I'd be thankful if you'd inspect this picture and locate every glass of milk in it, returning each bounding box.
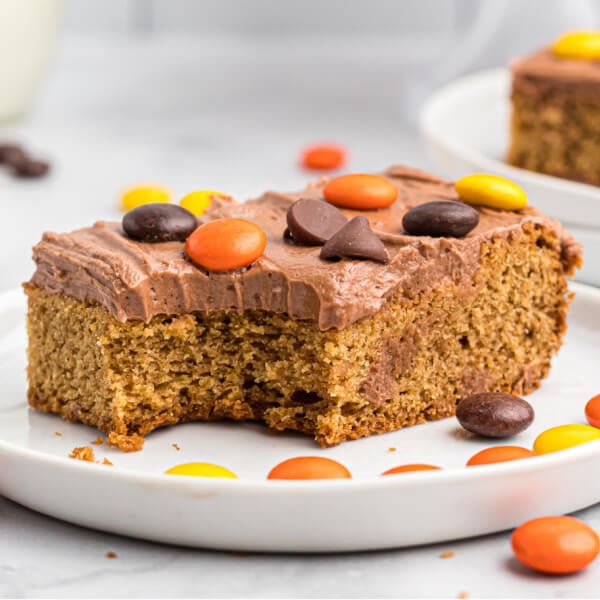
[0,0,62,123]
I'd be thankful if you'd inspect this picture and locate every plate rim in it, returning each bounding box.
[2,282,600,495]
[418,66,600,204]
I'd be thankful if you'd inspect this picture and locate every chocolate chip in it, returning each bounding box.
[123,203,198,243]
[14,159,50,178]
[320,216,388,263]
[286,198,348,245]
[402,200,479,237]
[456,392,534,438]
[0,144,27,167]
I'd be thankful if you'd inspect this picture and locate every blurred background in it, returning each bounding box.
[1,0,598,292]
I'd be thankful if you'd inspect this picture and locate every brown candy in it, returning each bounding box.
[0,142,50,178]
[123,203,197,243]
[0,143,27,166]
[14,159,50,178]
[286,198,347,245]
[402,200,479,237]
[456,392,534,438]
[320,216,388,263]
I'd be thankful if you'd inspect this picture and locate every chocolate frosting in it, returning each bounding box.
[511,48,600,103]
[28,165,582,330]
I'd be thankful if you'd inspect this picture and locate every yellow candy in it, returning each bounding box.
[455,174,527,211]
[164,462,237,479]
[120,185,171,212]
[179,190,229,216]
[533,424,600,454]
[552,30,600,61]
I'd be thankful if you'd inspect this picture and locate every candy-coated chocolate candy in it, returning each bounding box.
[120,185,171,211]
[585,394,600,428]
[381,464,441,476]
[320,215,388,263]
[185,218,267,271]
[512,516,600,574]
[456,392,534,438]
[455,174,527,211]
[402,200,479,238]
[179,190,228,216]
[286,198,347,245]
[165,462,237,478]
[15,159,50,178]
[533,424,600,454]
[123,203,197,243]
[323,174,398,210]
[466,445,537,466]
[267,456,352,480]
[552,30,600,61]
[0,143,26,165]
[300,143,346,171]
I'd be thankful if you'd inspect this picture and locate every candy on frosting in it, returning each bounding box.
[29,165,582,331]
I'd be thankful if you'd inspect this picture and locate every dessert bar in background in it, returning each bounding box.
[508,31,600,185]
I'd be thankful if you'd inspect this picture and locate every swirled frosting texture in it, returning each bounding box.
[29,165,581,330]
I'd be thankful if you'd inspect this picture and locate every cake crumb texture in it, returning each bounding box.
[26,222,576,449]
[69,446,95,462]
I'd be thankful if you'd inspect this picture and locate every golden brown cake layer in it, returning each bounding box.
[29,165,580,330]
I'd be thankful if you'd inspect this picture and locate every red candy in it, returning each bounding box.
[585,393,600,428]
[381,464,441,476]
[185,218,266,271]
[466,446,537,466]
[323,174,398,210]
[267,456,351,480]
[512,516,600,574]
[300,143,346,171]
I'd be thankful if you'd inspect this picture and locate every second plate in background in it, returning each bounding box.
[419,68,600,287]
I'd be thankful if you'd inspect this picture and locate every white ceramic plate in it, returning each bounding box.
[1,285,600,552]
[419,68,600,287]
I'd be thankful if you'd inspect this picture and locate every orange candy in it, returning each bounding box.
[185,218,266,271]
[382,464,442,476]
[512,516,600,574]
[300,143,346,171]
[466,445,537,466]
[323,174,398,210]
[267,456,352,480]
[585,394,600,428]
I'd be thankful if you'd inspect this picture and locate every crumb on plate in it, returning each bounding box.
[69,446,95,462]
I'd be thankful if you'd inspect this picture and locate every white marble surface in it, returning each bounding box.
[1,35,600,598]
